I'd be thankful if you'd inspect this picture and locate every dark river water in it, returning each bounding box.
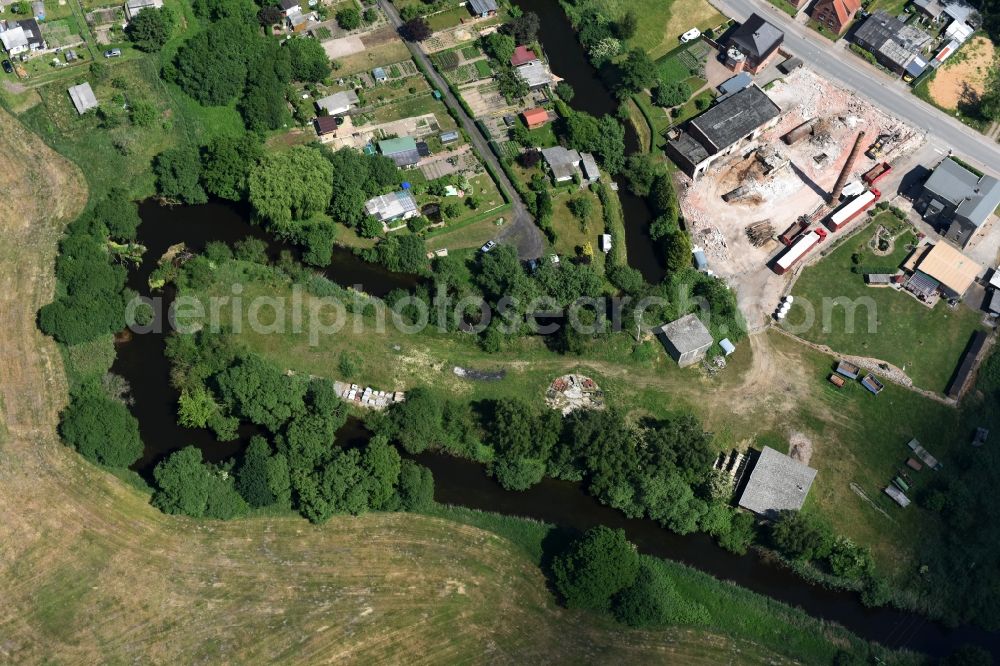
[108,3,1000,654]
[114,199,1000,660]
[511,0,666,283]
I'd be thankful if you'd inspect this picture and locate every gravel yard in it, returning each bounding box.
[676,68,924,328]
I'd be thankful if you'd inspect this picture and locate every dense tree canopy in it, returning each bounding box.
[153,445,249,519]
[248,147,333,231]
[551,526,640,611]
[38,214,132,344]
[154,145,207,204]
[125,7,175,51]
[200,134,264,201]
[59,388,142,468]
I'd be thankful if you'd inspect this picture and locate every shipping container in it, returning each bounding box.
[827,189,878,231]
[773,231,822,274]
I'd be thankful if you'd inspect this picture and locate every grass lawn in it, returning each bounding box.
[526,122,558,148]
[624,97,651,153]
[807,19,840,41]
[333,38,410,76]
[866,0,911,17]
[671,89,716,126]
[424,204,511,252]
[368,90,459,133]
[568,0,725,59]
[765,0,800,16]
[426,5,474,32]
[787,214,987,393]
[190,257,979,599]
[550,188,605,270]
[473,59,492,79]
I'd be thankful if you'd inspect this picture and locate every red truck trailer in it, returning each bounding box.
[827,189,880,231]
[778,219,809,246]
[773,230,824,274]
[862,162,892,186]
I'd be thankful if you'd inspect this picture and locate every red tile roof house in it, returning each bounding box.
[522,107,549,129]
[810,0,862,34]
[510,45,539,68]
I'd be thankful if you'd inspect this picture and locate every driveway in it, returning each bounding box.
[711,0,1000,177]
[377,0,543,261]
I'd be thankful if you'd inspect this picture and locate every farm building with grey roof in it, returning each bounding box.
[738,446,817,518]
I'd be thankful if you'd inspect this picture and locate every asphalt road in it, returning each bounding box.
[376,0,544,260]
[712,0,1000,176]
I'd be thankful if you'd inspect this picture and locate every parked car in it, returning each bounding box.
[1,60,12,74]
[104,48,122,58]
[680,28,701,43]
[480,240,497,253]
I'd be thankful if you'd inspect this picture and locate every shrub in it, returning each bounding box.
[551,526,640,611]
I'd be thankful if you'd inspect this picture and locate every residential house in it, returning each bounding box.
[365,191,419,224]
[540,145,581,183]
[124,0,164,21]
[18,19,44,51]
[313,115,338,141]
[378,136,421,168]
[372,67,389,84]
[277,0,299,17]
[68,83,99,115]
[521,107,549,129]
[467,0,498,18]
[810,0,861,34]
[657,313,713,367]
[916,158,1000,248]
[0,26,29,56]
[315,90,359,116]
[510,45,538,67]
[853,11,931,74]
[738,446,818,518]
[287,10,316,32]
[724,13,784,74]
[666,84,782,179]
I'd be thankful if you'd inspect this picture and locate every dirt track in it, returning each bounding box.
[0,109,789,664]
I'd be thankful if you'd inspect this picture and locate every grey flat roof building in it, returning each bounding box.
[68,82,98,115]
[738,446,818,518]
[658,314,713,367]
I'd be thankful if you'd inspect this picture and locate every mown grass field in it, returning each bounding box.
[787,214,986,393]
[565,0,726,60]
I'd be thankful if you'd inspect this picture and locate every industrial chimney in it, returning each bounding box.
[829,130,866,204]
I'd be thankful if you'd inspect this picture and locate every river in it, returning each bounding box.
[510,0,666,284]
[113,199,999,659]
[109,2,1000,654]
